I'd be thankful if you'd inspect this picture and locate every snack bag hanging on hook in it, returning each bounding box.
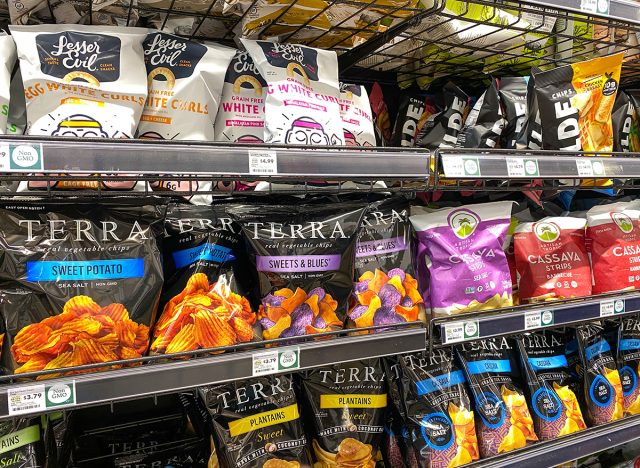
[617,315,640,415]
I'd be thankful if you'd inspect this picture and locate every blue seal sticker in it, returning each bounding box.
[475,392,505,429]
[420,412,454,451]
[532,387,562,422]
[590,375,614,407]
[619,365,637,397]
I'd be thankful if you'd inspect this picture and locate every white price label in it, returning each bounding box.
[442,157,480,178]
[581,0,609,14]
[252,347,300,376]
[524,310,554,330]
[0,144,44,172]
[249,150,278,175]
[576,159,606,177]
[507,158,539,177]
[8,381,75,416]
[600,298,626,317]
[443,320,479,344]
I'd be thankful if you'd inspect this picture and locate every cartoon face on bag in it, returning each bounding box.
[51,114,109,138]
[285,117,331,145]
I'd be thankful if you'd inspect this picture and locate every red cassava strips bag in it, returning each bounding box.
[514,217,592,303]
[587,202,640,294]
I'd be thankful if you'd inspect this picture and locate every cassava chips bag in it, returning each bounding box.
[617,316,640,415]
[241,39,344,145]
[0,200,165,375]
[410,202,513,317]
[232,202,365,340]
[456,338,538,458]
[339,83,376,146]
[150,204,258,356]
[514,217,592,303]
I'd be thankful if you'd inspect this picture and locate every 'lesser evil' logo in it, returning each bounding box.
[449,209,479,239]
[612,212,634,233]
[534,222,560,243]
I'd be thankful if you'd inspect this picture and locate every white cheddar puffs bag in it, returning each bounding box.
[339,82,375,146]
[0,34,16,135]
[241,39,344,145]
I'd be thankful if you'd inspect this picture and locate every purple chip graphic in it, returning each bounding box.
[312,316,327,328]
[263,293,285,307]
[379,283,402,307]
[291,303,314,329]
[400,296,413,308]
[373,306,406,326]
[387,268,406,282]
[354,280,370,293]
[349,304,368,319]
[280,326,299,338]
[259,317,276,329]
[308,287,326,301]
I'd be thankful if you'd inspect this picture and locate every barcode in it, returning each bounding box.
[14,404,39,412]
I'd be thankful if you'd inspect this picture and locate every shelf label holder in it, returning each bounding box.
[7,381,76,416]
[252,347,300,376]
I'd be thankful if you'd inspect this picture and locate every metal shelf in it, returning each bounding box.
[431,290,640,348]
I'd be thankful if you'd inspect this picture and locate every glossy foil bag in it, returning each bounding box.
[349,197,424,331]
[617,316,640,415]
[456,338,538,458]
[391,95,425,147]
[515,73,542,150]
[0,419,45,467]
[200,375,312,467]
[612,89,640,152]
[0,200,164,375]
[339,83,376,147]
[233,203,365,340]
[499,76,528,149]
[300,359,388,466]
[415,82,470,150]
[241,39,344,145]
[400,350,480,468]
[455,78,505,148]
[517,330,586,441]
[0,34,16,135]
[150,204,258,356]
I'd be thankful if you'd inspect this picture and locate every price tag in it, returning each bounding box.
[524,310,554,330]
[443,320,479,344]
[599,299,624,317]
[252,347,300,376]
[442,157,480,178]
[248,150,278,175]
[0,144,44,172]
[506,158,539,177]
[576,159,606,177]
[580,0,609,15]
[8,381,75,416]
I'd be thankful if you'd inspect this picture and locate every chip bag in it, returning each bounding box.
[300,359,387,467]
[517,330,587,441]
[586,201,640,294]
[612,90,640,152]
[349,197,425,331]
[0,418,45,467]
[514,217,592,303]
[456,338,538,458]
[200,375,312,467]
[516,73,542,150]
[534,53,623,152]
[410,202,514,317]
[400,349,479,468]
[499,77,528,149]
[617,316,640,415]
[456,78,505,148]
[339,83,376,147]
[415,81,469,150]
[369,82,391,146]
[150,204,258,356]
[0,33,16,135]
[232,202,365,340]
[391,95,425,147]
[575,324,624,426]
[0,200,165,376]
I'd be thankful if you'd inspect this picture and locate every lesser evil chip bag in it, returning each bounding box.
[0,200,164,375]
[516,73,542,150]
[455,78,505,148]
[517,330,586,441]
[300,359,387,466]
[456,338,538,458]
[586,201,640,294]
[150,204,258,356]
[514,217,592,303]
[498,76,528,149]
[349,197,425,331]
[576,324,624,426]
[0,419,45,467]
[410,202,513,317]
[0,33,16,135]
[232,202,365,340]
[612,90,640,152]
[617,316,640,415]
[391,95,425,147]
[399,349,480,468]
[241,39,344,145]
[339,83,376,147]
[534,53,623,152]
[200,375,312,467]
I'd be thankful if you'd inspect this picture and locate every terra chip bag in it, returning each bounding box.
[399,349,480,468]
[241,39,344,145]
[410,201,513,317]
[617,316,640,415]
[199,375,312,468]
[150,203,258,356]
[232,202,365,340]
[514,217,592,303]
[0,200,164,375]
[339,83,376,147]
[517,330,587,441]
[300,359,387,467]
[349,197,425,331]
[456,337,538,458]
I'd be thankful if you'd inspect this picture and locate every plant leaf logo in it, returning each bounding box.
[534,222,560,243]
[449,209,480,239]
[611,212,634,234]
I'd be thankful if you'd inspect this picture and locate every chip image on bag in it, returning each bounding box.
[517,330,586,440]
[232,202,365,340]
[514,217,592,303]
[399,349,479,468]
[349,197,425,331]
[616,316,640,415]
[410,202,514,317]
[339,83,376,147]
[200,375,312,468]
[0,200,165,376]
[300,359,387,467]
[456,338,538,458]
[150,204,258,355]
[576,324,624,426]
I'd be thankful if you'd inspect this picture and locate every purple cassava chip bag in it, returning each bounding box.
[232,202,365,340]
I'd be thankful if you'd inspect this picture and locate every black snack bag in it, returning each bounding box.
[400,349,479,468]
[499,77,528,149]
[0,200,165,376]
[515,73,542,150]
[517,330,586,441]
[0,418,45,467]
[349,197,425,331]
[150,203,258,355]
[390,95,425,147]
[300,359,387,466]
[618,316,640,415]
[456,338,537,458]
[232,202,366,340]
[415,82,470,150]
[575,324,624,426]
[200,375,311,467]
[456,78,505,148]
[612,90,640,152]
